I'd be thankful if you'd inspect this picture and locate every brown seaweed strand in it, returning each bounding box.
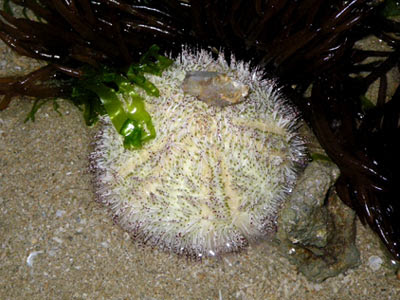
[246,0,289,44]
[0,28,45,59]
[308,76,400,260]
[10,0,64,25]
[0,65,67,105]
[100,0,180,34]
[0,94,12,110]
[78,0,97,25]
[49,0,120,60]
[0,10,84,62]
[377,74,388,107]
[362,51,400,92]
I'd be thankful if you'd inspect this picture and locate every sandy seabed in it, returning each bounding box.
[1,36,400,300]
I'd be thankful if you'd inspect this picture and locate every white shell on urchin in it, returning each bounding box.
[90,49,305,258]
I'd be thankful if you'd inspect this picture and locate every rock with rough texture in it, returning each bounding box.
[276,160,360,282]
[182,71,249,107]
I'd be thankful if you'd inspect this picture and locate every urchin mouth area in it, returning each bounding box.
[90,48,305,258]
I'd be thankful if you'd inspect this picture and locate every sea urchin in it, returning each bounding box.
[90,49,305,258]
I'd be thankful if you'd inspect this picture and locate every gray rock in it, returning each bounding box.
[182,71,249,107]
[276,160,361,282]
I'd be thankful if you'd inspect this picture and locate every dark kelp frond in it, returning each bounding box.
[188,0,376,83]
[300,12,400,259]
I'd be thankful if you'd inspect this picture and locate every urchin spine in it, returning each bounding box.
[90,49,305,258]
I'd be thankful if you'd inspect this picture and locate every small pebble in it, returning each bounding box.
[52,237,63,244]
[368,255,383,271]
[26,251,44,267]
[56,210,66,217]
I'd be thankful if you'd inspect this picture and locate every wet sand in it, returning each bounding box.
[1,33,400,300]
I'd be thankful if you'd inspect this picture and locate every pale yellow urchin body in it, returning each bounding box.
[90,49,305,258]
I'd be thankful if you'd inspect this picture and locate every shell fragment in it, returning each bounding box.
[182,71,249,107]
